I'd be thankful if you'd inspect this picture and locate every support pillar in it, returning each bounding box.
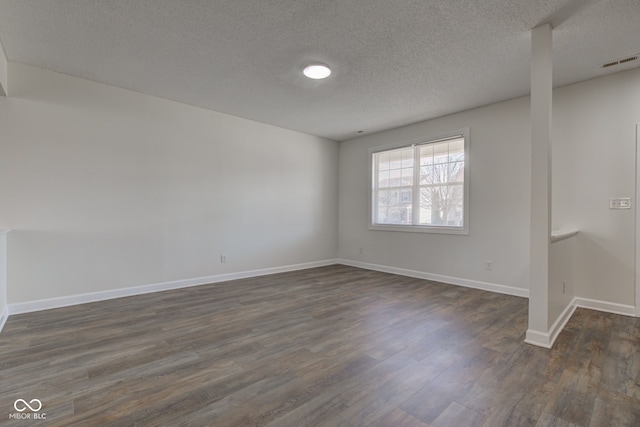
[526,23,553,347]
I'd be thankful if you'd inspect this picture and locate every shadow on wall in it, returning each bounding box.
[574,231,635,305]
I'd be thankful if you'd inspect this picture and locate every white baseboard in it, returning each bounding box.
[524,329,553,348]
[0,305,8,334]
[4,257,637,348]
[525,300,577,349]
[574,297,636,317]
[337,258,529,298]
[525,295,636,349]
[7,259,339,316]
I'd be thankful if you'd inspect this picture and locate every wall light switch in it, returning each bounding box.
[609,197,631,209]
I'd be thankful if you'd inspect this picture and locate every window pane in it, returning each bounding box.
[389,149,404,169]
[401,149,414,168]
[377,189,399,207]
[372,133,466,230]
[433,142,449,165]
[379,207,411,224]
[401,167,413,185]
[419,184,463,225]
[423,163,447,185]
[375,187,413,225]
[378,152,390,171]
[419,145,433,165]
[419,187,436,225]
[447,161,464,183]
[389,169,403,186]
[420,165,432,185]
[378,170,390,187]
[442,184,464,226]
[448,138,464,162]
[376,147,414,189]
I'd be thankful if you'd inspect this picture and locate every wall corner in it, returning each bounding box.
[0,35,8,96]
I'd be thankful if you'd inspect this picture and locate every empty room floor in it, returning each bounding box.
[1,265,639,426]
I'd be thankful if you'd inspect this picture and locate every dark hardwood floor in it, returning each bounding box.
[1,265,639,426]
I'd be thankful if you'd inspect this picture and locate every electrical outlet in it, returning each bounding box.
[220,254,227,263]
[484,260,493,270]
[359,247,363,254]
[563,280,566,294]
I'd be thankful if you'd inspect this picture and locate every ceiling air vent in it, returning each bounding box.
[619,55,638,64]
[602,60,619,68]
[601,55,638,69]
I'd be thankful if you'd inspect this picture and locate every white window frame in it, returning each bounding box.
[368,128,470,235]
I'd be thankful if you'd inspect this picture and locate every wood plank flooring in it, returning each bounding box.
[1,264,639,426]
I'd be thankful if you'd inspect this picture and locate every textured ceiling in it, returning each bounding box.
[0,0,638,141]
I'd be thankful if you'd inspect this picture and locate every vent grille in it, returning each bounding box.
[619,55,638,64]
[602,60,619,68]
[602,55,639,69]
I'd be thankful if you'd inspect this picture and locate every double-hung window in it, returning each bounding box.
[370,129,469,234]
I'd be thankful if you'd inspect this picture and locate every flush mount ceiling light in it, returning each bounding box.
[303,63,332,79]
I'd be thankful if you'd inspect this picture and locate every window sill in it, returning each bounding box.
[369,224,469,235]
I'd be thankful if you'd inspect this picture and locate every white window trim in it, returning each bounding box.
[368,128,470,235]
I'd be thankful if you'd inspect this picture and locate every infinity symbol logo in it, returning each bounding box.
[14,399,42,412]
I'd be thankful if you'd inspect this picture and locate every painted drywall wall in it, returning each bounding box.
[0,63,339,304]
[549,236,576,326]
[339,96,532,292]
[339,66,640,309]
[553,67,640,306]
[0,36,7,96]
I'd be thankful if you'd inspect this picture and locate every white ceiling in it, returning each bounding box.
[0,0,638,141]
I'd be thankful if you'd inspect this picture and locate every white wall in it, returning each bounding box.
[549,236,576,325]
[553,67,640,306]
[0,63,339,304]
[339,66,640,307]
[0,61,637,315]
[339,97,532,292]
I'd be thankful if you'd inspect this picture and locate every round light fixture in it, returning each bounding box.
[303,63,332,79]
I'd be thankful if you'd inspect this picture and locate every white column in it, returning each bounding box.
[526,23,553,346]
[636,124,640,317]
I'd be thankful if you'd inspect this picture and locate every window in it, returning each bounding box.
[370,129,469,234]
